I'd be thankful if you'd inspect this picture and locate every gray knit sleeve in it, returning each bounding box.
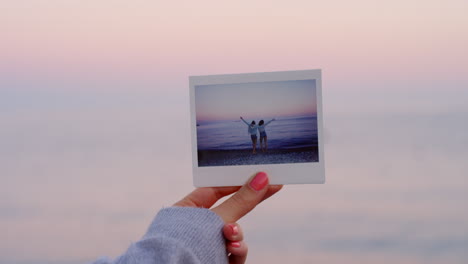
[90,207,228,264]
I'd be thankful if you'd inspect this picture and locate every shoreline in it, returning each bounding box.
[197,146,319,167]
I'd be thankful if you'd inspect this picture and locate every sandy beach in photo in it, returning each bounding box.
[198,146,318,166]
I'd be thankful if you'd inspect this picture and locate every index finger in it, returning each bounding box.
[212,173,283,223]
[174,186,241,208]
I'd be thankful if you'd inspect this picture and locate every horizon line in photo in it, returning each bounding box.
[197,113,317,123]
[195,79,317,122]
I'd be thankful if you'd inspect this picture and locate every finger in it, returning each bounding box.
[174,186,241,208]
[260,185,283,203]
[227,241,248,264]
[223,223,244,242]
[212,172,270,223]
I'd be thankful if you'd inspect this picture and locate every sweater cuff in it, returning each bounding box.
[144,207,228,263]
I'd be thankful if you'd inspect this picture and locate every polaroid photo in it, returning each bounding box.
[189,69,325,187]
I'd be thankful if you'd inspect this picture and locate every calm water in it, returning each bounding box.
[1,90,468,264]
[197,116,318,150]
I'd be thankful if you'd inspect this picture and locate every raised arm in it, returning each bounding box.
[240,117,250,126]
[264,118,276,126]
[91,172,282,264]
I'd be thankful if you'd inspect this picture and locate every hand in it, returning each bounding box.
[174,172,283,263]
[272,118,276,121]
[174,172,282,222]
[223,223,247,264]
[240,116,243,120]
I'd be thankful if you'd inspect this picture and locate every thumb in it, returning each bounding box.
[212,172,269,223]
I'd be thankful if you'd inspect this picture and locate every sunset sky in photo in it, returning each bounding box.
[195,79,317,121]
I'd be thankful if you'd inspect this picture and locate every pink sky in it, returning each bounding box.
[195,80,317,121]
[1,1,468,263]
[1,0,467,91]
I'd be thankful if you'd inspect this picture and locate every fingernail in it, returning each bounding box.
[231,242,241,248]
[229,224,239,235]
[249,172,268,191]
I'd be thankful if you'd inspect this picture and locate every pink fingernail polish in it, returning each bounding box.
[249,172,268,191]
[229,224,239,235]
[231,242,241,248]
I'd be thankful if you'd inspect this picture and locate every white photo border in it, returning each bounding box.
[189,69,325,187]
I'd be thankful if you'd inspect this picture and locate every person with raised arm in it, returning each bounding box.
[240,116,259,154]
[258,118,276,152]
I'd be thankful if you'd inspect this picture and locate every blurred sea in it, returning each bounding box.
[1,89,468,264]
[197,116,318,150]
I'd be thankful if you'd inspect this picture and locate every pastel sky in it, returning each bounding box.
[195,80,317,121]
[1,0,467,93]
[1,1,468,264]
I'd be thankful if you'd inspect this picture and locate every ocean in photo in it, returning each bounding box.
[196,116,318,150]
[196,115,319,166]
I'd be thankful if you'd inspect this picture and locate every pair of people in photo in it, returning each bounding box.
[240,116,275,154]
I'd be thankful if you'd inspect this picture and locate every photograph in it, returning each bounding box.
[195,79,319,167]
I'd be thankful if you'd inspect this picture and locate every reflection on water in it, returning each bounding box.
[1,91,467,264]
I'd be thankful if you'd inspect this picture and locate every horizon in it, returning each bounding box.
[197,113,317,123]
[1,1,467,263]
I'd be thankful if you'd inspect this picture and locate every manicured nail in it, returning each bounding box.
[249,172,268,191]
[231,242,241,248]
[229,224,239,235]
